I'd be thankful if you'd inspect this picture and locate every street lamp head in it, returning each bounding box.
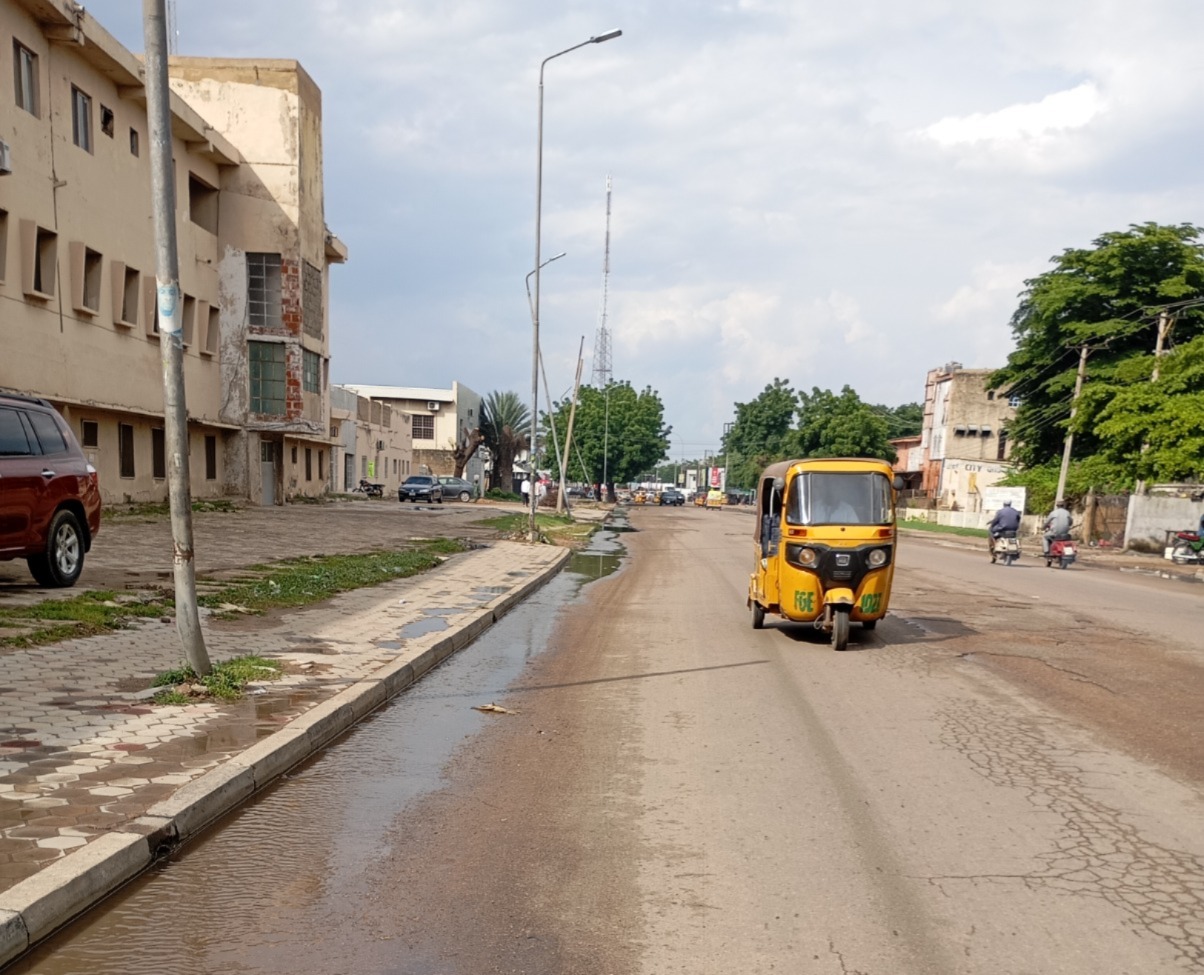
[590,29,622,43]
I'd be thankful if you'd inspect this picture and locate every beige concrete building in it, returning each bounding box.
[919,362,1018,510]
[341,383,485,485]
[330,384,413,494]
[0,0,345,505]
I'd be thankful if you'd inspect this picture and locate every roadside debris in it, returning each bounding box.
[472,703,517,715]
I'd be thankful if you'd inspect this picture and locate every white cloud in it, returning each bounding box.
[922,82,1105,149]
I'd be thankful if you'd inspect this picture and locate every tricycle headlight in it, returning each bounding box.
[867,548,887,568]
[796,546,818,567]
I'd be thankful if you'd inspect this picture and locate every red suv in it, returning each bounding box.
[0,394,102,587]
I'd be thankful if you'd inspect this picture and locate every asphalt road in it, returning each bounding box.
[12,506,1202,974]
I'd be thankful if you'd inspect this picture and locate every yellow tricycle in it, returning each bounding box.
[747,457,902,650]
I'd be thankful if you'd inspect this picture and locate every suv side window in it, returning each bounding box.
[26,411,68,455]
[0,408,34,456]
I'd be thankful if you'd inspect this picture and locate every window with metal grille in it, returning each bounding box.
[14,40,38,116]
[71,85,92,152]
[412,415,434,440]
[246,253,282,328]
[118,424,135,478]
[303,349,321,393]
[302,261,323,338]
[249,341,286,414]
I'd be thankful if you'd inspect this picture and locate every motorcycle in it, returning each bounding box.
[990,530,1020,566]
[1045,533,1077,569]
[1170,530,1204,565]
[355,479,384,499]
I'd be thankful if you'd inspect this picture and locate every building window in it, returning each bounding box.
[181,294,196,347]
[69,242,103,314]
[305,447,312,481]
[302,261,323,338]
[291,445,298,464]
[151,428,166,479]
[189,174,218,234]
[13,40,38,117]
[80,419,99,448]
[0,209,9,285]
[129,128,139,156]
[318,450,324,481]
[114,263,140,326]
[100,105,114,138]
[71,85,92,152]
[997,428,1009,461]
[1008,394,1021,408]
[205,435,217,480]
[412,415,434,440]
[19,221,57,298]
[249,341,286,414]
[118,424,135,478]
[303,350,320,393]
[203,306,220,357]
[247,253,282,328]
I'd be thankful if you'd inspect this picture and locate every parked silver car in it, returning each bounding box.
[437,475,476,502]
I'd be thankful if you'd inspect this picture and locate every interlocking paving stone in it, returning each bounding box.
[0,523,568,896]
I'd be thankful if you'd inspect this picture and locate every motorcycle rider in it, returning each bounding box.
[1043,499,1073,556]
[987,500,1022,561]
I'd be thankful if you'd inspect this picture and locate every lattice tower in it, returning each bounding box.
[590,175,614,388]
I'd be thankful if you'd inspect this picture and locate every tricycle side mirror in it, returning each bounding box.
[892,475,904,491]
[773,477,785,491]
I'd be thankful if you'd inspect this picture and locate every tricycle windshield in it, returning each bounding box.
[785,472,893,526]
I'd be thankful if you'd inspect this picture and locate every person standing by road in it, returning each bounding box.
[1043,500,1073,556]
[521,477,531,506]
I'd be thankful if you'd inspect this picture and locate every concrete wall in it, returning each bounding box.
[1124,495,1203,553]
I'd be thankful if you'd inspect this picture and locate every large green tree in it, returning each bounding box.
[992,222,1204,477]
[796,386,897,462]
[546,381,671,500]
[480,390,529,491]
[720,378,798,489]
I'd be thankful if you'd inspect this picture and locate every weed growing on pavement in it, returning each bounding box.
[899,520,989,538]
[104,498,239,520]
[0,590,170,648]
[475,512,595,547]
[152,654,282,703]
[197,540,467,614]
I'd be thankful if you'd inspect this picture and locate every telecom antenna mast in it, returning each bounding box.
[590,175,614,388]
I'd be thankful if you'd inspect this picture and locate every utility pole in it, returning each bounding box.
[557,338,585,514]
[1054,344,1089,506]
[1134,309,1176,496]
[142,0,211,676]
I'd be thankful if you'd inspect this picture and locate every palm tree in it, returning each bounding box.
[480,390,530,492]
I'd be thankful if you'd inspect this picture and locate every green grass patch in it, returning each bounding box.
[475,512,575,533]
[104,499,239,520]
[485,488,522,502]
[0,590,171,648]
[152,654,282,703]
[0,540,467,647]
[899,519,988,538]
[197,539,467,614]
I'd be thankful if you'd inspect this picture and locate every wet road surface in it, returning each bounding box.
[11,509,1204,974]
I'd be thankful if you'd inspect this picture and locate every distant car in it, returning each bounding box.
[0,393,102,587]
[437,475,475,502]
[659,488,685,506]
[398,475,443,504]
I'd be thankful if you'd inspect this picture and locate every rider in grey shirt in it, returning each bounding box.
[1043,500,1073,555]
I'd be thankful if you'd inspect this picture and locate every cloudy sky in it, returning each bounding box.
[90,0,1204,458]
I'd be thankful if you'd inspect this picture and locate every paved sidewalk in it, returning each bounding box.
[0,537,569,966]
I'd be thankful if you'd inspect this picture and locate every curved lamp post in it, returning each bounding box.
[530,28,622,542]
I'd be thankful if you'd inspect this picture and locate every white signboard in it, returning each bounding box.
[982,485,1027,514]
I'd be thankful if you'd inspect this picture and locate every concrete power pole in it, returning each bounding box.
[142,0,212,676]
[1054,344,1089,506]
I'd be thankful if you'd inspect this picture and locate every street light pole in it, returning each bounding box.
[530,28,622,542]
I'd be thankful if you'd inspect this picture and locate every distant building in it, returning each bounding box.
[330,386,413,493]
[0,1,345,505]
[340,383,484,485]
[919,363,1018,510]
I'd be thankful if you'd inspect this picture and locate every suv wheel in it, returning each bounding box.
[28,510,85,588]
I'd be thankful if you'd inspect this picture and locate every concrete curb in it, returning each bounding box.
[0,545,569,966]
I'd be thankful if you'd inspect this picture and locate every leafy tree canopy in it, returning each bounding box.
[992,222,1204,477]
[546,381,671,495]
[796,386,897,463]
[721,378,798,488]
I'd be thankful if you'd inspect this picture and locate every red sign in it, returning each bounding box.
[709,466,721,488]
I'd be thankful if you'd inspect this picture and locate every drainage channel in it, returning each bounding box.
[8,534,626,975]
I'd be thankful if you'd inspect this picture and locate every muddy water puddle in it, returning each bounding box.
[9,536,625,975]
